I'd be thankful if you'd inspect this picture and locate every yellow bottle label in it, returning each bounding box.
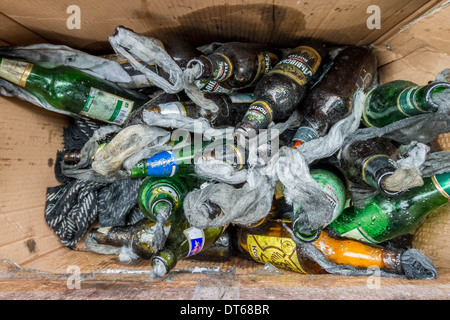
[0,58,34,87]
[246,234,306,274]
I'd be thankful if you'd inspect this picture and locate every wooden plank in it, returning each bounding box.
[1,257,449,299]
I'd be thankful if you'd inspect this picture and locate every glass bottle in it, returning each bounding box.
[129,139,246,178]
[126,91,254,128]
[230,219,403,275]
[186,42,280,90]
[86,219,163,259]
[362,80,450,128]
[150,209,227,278]
[290,46,377,148]
[234,42,328,140]
[329,171,450,244]
[137,176,189,223]
[0,57,150,125]
[339,137,403,196]
[290,166,348,241]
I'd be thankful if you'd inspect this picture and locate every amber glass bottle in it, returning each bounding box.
[291,46,377,148]
[126,91,254,128]
[186,42,279,90]
[230,219,403,275]
[234,41,328,140]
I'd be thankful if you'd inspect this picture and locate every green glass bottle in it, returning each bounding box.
[291,166,347,242]
[150,209,227,278]
[362,80,450,128]
[329,172,450,244]
[129,139,246,178]
[138,176,195,223]
[0,57,149,125]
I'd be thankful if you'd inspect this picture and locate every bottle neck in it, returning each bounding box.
[290,126,320,148]
[361,154,403,196]
[394,82,450,118]
[138,177,187,222]
[314,231,403,274]
[0,58,50,90]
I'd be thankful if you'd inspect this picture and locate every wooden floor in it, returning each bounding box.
[1,249,449,300]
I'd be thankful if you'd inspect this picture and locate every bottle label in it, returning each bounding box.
[195,79,233,94]
[293,126,319,144]
[82,88,134,125]
[432,172,450,199]
[211,53,233,82]
[0,58,34,87]
[156,101,187,116]
[184,227,205,257]
[397,86,427,117]
[294,169,346,222]
[241,100,273,129]
[246,234,306,274]
[361,154,397,186]
[145,151,178,177]
[247,51,279,87]
[228,93,255,104]
[336,206,390,245]
[269,46,322,86]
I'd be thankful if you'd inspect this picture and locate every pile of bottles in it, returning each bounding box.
[1,28,449,280]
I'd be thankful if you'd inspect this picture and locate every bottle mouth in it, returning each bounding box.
[151,200,173,220]
[186,58,205,79]
[378,172,405,197]
[427,82,450,109]
[292,219,321,242]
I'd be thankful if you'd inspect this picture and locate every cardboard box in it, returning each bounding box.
[0,0,449,300]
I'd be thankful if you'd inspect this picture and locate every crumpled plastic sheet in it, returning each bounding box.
[108,26,220,112]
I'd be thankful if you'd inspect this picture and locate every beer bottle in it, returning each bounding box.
[230,219,404,275]
[186,42,279,90]
[127,91,254,128]
[290,166,347,241]
[234,42,328,140]
[150,209,227,278]
[86,219,163,259]
[0,57,150,125]
[329,171,450,244]
[137,177,189,223]
[130,139,246,178]
[362,80,450,128]
[290,46,377,148]
[339,137,403,196]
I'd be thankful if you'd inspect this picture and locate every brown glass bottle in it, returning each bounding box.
[339,137,402,196]
[230,218,403,275]
[126,91,254,128]
[234,41,328,141]
[186,42,280,90]
[291,46,377,148]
